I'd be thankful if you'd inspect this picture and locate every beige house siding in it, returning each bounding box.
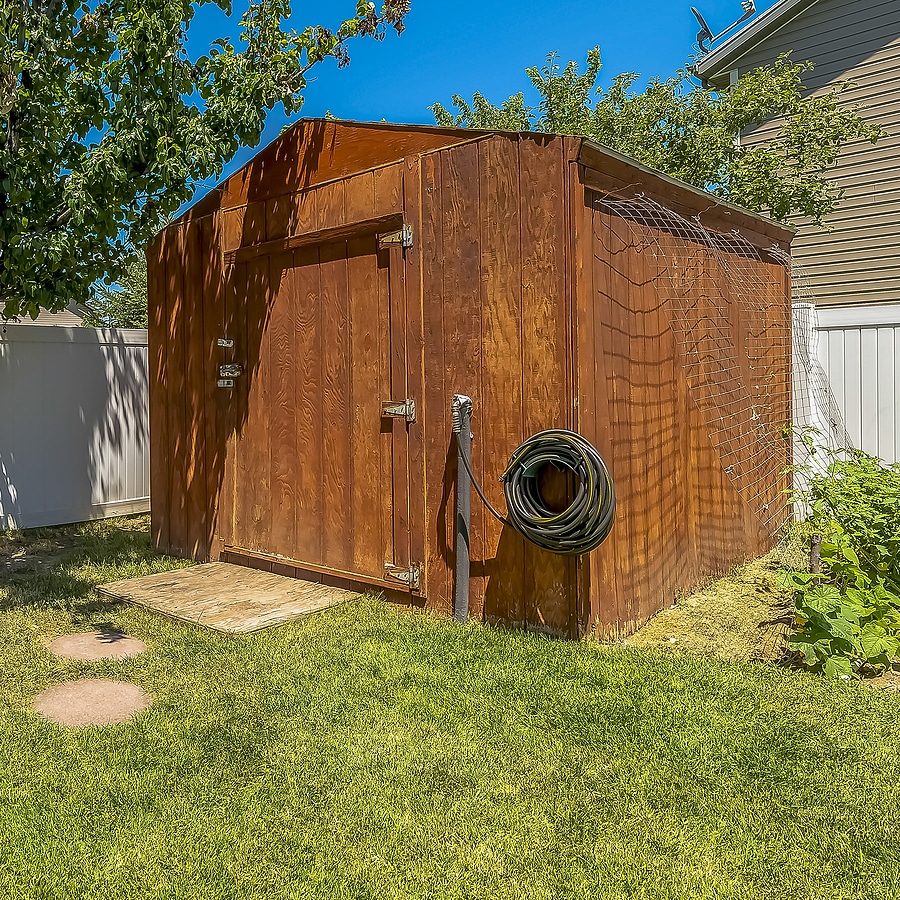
[2,300,87,326]
[701,0,900,307]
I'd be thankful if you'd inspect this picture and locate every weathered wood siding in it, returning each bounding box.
[149,120,792,639]
[572,172,792,637]
[415,134,579,634]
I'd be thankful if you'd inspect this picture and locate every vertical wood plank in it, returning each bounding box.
[219,257,242,550]
[243,202,267,244]
[201,214,224,560]
[640,223,667,623]
[320,239,353,571]
[221,207,246,253]
[606,211,638,630]
[348,233,385,578]
[371,170,399,578]
[479,136,526,628]
[583,194,621,635]
[403,156,428,588]
[164,225,188,555]
[373,165,403,218]
[265,195,292,241]
[625,225,650,624]
[519,137,572,635]
[220,204,248,551]
[268,249,296,557]
[317,181,346,231]
[420,152,452,614]
[235,193,273,553]
[345,171,375,223]
[183,222,208,559]
[238,253,271,551]
[384,245,406,572]
[292,247,324,564]
[376,166,408,576]
[147,233,170,552]
[265,199,296,558]
[667,231,699,590]
[441,142,484,618]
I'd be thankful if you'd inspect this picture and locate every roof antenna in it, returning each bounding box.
[692,0,756,53]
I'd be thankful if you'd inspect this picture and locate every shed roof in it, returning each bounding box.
[694,0,822,83]
[172,118,793,246]
[176,119,484,223]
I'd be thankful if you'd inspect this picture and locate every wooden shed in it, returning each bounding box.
[147,119,793,639]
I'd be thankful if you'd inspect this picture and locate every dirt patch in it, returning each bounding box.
[625,532,808,663]
[0,526,85,579]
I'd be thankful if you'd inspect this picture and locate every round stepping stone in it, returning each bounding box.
[47,631,146,661]
[33,679,151,727]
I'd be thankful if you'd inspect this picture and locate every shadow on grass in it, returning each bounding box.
[0,514,187,616]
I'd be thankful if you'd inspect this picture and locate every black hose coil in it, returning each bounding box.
[499,430,616,555]
[457,427,616,556]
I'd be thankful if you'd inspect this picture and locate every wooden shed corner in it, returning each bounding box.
[148,119,793,639]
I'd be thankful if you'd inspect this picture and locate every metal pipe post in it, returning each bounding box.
[452,394,473,622]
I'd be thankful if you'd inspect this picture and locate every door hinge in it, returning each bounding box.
[385,562,420,591]
[377,223,413,250]
[382,397,416,424]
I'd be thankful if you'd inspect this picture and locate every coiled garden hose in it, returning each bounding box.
[456,428,617,556]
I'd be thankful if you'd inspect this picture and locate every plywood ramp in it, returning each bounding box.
[97,563,358,634]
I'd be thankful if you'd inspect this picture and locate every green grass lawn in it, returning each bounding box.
[1,516,899,899]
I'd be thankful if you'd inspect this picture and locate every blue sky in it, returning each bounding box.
[187,0,779,193]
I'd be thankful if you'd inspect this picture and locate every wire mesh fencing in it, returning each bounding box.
[593,193,851,526]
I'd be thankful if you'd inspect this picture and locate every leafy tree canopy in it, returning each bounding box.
[0,0,409,318]
[82,246,147,327]
[432,48,882,224]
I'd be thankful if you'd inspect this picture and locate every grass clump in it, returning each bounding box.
[1,516,900,899]
[625,529,807,662]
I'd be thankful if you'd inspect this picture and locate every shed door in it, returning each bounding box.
[218,230,419,593]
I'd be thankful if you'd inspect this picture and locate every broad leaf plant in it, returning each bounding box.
[784,450,900,678]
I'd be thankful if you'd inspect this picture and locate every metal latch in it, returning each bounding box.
[217,379,234,389]
[377,224,413,250]
[217,338,234,348]
[219,364,243,378]
[381,398,416,424]
[385,562,420,591]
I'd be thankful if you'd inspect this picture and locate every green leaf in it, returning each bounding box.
[788,634,822,667]
[0,0,410,315]
[859,625,898,663]
[824,656,854,679]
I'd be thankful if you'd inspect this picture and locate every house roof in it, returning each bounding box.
[693,0,822,83]
[1,299,89,326]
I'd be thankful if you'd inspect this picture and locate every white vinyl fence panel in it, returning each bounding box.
[814,304,900,465]
[0,324,149,530]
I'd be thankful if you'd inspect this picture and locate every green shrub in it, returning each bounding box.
[784,450,900,678]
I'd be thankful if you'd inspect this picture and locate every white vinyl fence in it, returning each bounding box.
[0,324,149,530]
[812,304,900,465]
